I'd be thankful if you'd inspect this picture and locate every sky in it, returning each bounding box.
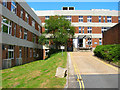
[26,2,119,11]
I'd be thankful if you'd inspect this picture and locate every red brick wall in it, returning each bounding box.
[72,16,79,22]
[92,38,99,48]
[92,16,99,22]
[83,16,87,22]
[39,16,45,23]
[17,4,21,18]
[92,27,101,34]
[103,23,120,45]
[112,16,118,23]
[75,27,79,33]
[7,2,11,11]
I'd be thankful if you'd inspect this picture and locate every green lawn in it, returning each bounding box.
[2,52,67,88]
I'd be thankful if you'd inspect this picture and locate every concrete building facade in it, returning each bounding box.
[0,0,43,69]
[36,7,119,52]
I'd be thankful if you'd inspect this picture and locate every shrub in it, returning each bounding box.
[94,44,120,62]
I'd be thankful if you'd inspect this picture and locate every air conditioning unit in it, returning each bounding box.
[16,58,22,66]
[3,59,12,69]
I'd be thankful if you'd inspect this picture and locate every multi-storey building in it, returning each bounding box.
[0,0,43,69]
[36,7,119,53]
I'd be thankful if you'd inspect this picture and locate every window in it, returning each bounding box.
[19,47,22,58]
[2,0,7,7]
[33,34,36,43]
[99,16,101,22]
[45,16,49,20]
[103,16,105,23]
[65,16,71,22]
[33,49,36,57]
[20,8,23,19]
[24,29,27,40]
[101,27,110,33]
[99,38,102,45]
[30,49,32,58]
[32,19,35,28]
[119,16,120,23]
[88,38,92,46]
[38,25,41,33]
[11,0,17,14]
[107,16,112,23]
[79,27,81,33]
[83,27,84,34]
[20,27,22,39]
[87,16,92,22]
[1,17,12,35]
[8,45,14,59]
[14,24,16,37]
[79,16,83,22]
[87,27,92,33]
[25,13,29,23]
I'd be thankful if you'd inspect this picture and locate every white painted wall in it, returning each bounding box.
[73,38,78,48]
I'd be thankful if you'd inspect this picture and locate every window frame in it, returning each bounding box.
[25,13,29,23]
[24,29,27,40]
[87,16,92,22]
[99,16,101,22]
[8,45,14,59]
[79,27,81,33]
[107,16,112,23]
[2,0,7,7]
[11,0,17,14]
[1,17,12,35]
[19,47,22,58]
[87,27,92,33]
[79,16,83,22]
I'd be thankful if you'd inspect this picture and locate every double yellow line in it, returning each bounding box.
[70,53,85,90]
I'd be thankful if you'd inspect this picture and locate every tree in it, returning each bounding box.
[39,16,75,51]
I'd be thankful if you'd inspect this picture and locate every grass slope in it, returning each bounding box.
[2,52,67,88]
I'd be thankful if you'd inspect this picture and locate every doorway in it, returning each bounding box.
[78,39,83,47]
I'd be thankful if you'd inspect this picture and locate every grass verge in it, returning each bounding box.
[2,52,67,88]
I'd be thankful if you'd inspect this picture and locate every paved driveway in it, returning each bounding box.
[68,52,119,89]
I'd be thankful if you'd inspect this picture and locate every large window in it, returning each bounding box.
[11,0,17,14]
[19,47,22,58]
[103,16,105,23]
[99,38,102,45]
[38,25,41,33]
[2,0,7,7]
[25,13,29,23]
[33,49,36,57]
[1,17,12,35]
[8,45,14,59]
[24,29,27,40]
[14,24,16,37]
[101,27,110,33]
[99,16,101,22]
[88,38,92,46]
[87,16,92,22]
[32,19,35,28]
[87,27,92,33]
[45,16,49,20]
[20,8,23,19]
[83,27,84,34]
[79,16,83,22]
[107,16,112,23]
[65,16,71,22]
[20,27,22,39]
[79,27,81,33]
[32,34,36,43]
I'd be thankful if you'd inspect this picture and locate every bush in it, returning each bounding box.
[94,44,120,62]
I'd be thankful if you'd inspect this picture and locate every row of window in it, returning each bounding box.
[1,17,37,43]
[45,15,118,23]
[78,27,110,33]
[3,45,38,59]
[2,0,41,30]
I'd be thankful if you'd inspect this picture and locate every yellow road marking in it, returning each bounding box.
[70,52,85,90]
[91,56,118,71]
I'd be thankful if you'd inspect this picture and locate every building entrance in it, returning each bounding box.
[78,39,83,47]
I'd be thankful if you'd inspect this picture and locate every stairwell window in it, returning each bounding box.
[1,17,12,35]
[79,16,83,22]
[79,27,81,33]
[24,29,27,40]
[87,27,92,33]
[87,16,92,22]
[11,0,17,14]
[8,45,14,59]
[2,0,7,8]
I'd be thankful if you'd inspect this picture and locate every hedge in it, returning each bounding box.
[94,44,120,62]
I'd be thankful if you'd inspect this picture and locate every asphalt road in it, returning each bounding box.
[68,52,119,89]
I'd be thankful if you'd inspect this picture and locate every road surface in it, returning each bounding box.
[67,52,119,89]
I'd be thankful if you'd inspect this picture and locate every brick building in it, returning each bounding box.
[35,7,119,55]
[0,0,43,69]
[103,23,120,45]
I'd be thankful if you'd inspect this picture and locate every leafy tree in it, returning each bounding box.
[39,16,75,51]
